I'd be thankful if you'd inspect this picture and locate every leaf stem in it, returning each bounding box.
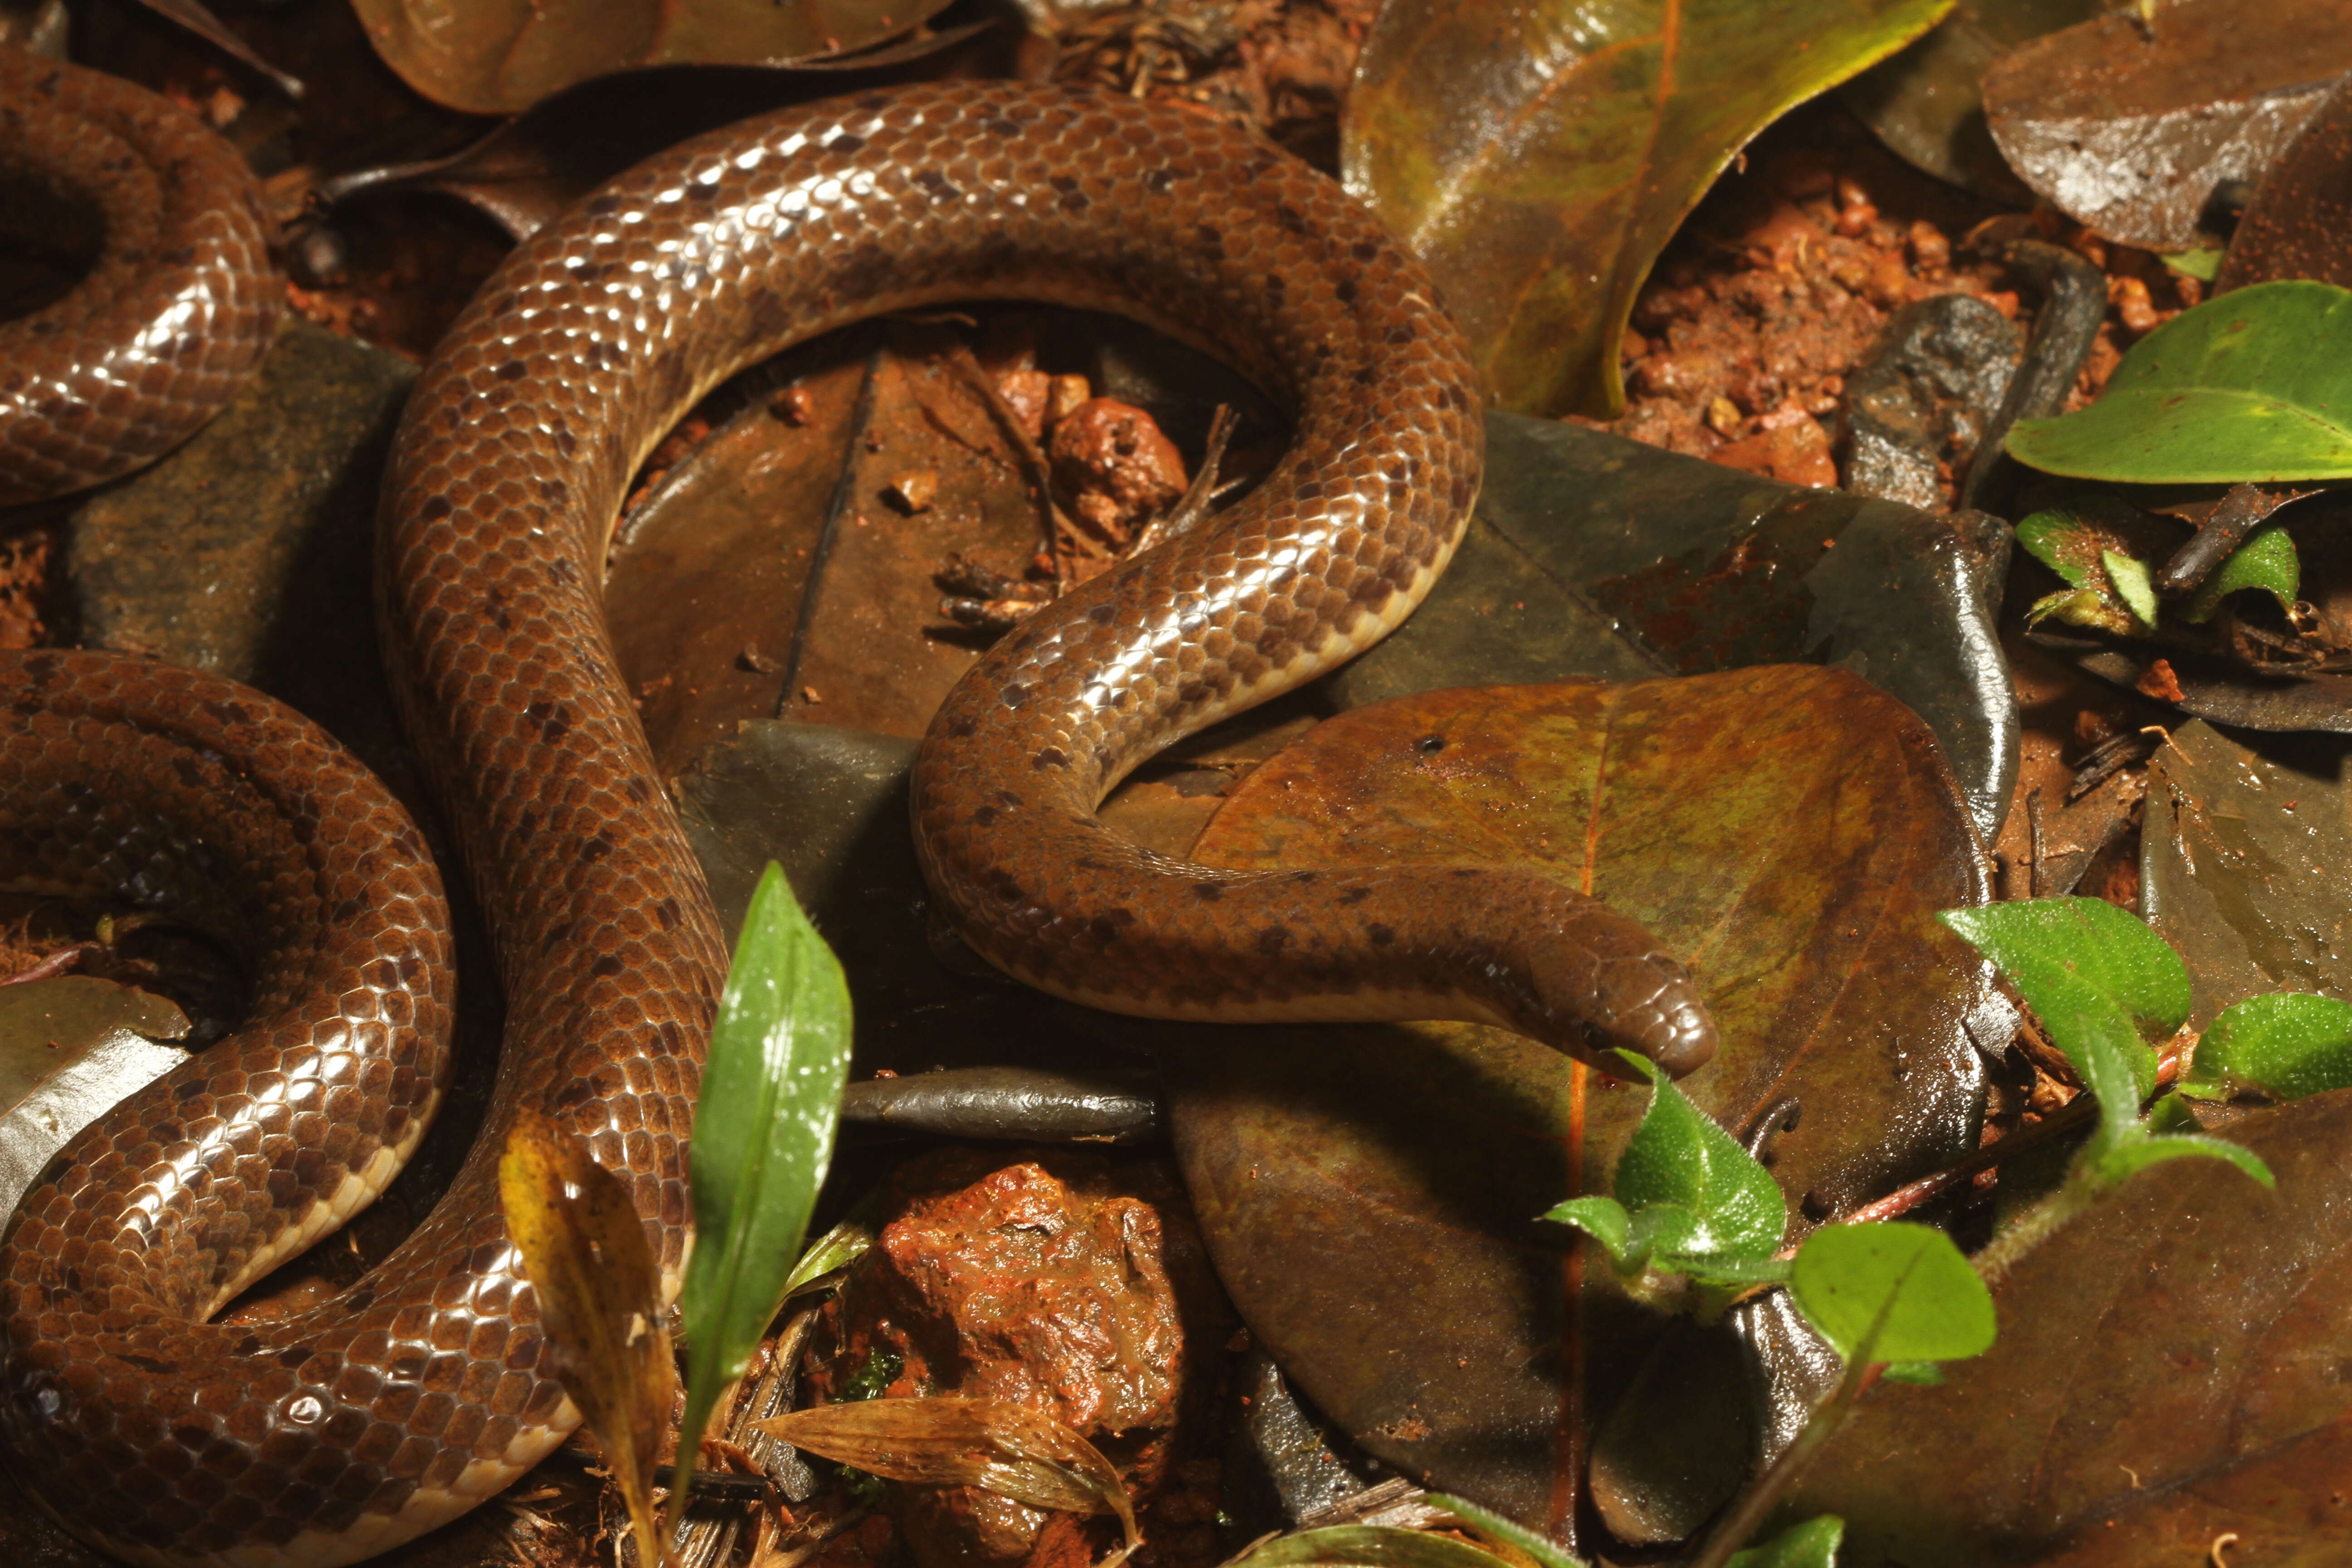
[1683,1355,1880,1568]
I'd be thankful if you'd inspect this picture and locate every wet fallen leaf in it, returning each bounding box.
[1981,0,2352,251]
[316,39,990,241]
[1342,0,1953,417]
[1839,0,2099,200]
[0,976,189,1217]
[353,0,955,114]
[756,1395,1140,1559]
[2142,720,2352,1029]
[1168,669,1996,1545]
[498,1107,674,1568]
[1775,1090,2352,1566]
[2005,282,2352,483]
[2218,78,2352,293]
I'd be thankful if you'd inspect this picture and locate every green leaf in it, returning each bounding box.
[1727,1514,1844,1568]
[1603,1052,1787,1264]
[2179,521,2302,623]
[1788,1222,1995,1365]
[2100,548,2159,628]
[1543,1195,1635,1264]
[2160,245,2225,282]
[2089,1127,2274,1190]
[1224,1524,1532,1567]
[2184,992,2352,1100]
[1342,0,1955,418]
[1425,1492,1587,1568]
[1940,898,2187,1145]
[673,862,853,1523]
[2006,281,2352,483]
[1877,1361,1943,1385]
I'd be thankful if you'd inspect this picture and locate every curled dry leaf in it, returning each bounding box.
[1342,0,1954,417]
[1981,0,2352,251]
[353,0,959,114]
[497,1107,676,1568]
[757,1396,1141,1560]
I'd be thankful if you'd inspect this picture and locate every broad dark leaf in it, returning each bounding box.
[1838,0,2097,199]
[497,1109,674,1568]
[2142,720,2352,1027]
[2219,78,2352,293]
[1982,0,2352,250]
[1341,0,1952,417]
[0,976,190,1216]
[353,0,956,113]
[1170,670,1994,1544]
[1776,1091,2352,1566]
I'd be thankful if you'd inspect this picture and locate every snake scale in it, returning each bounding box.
[0,45,1715,1568]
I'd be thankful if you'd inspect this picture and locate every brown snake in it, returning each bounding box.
[0,49,1715,1568]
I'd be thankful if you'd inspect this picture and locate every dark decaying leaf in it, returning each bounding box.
[675,863,854,1519]
[2005,283,2352,484]
[316,39,990,241]
[352,0,959,114]
[1837,0,2098,200]
[2142,720,2352,1029]
[756,1396,1140,1557]
[1980,0,2352,251]
[2219,78,2352,293]
[1166,670,1995,1546]
[0,976,191,1216]
[497,1108,675,1568]
[1341,0,1953,418]
[1775,1091,2352,1566]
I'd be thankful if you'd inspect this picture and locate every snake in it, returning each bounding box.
[0,44,1717,1568]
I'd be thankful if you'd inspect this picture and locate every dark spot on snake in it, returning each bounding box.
[1060,190,1091,212]
[525,700,570,741]
[586,194,622,217]
[1087,603,1117,625]
[420,495,452,522]
[1386,322,1416,345]
[583,836,613,862]
[1276,202,1313,235]
[162,245,196,267]
[1336,277,1358,304]
[171,755,204,788]
[1147,168,1176,192]
[117,1352,176,1376]
[549,556,580,586]
[1191,882,1225,901]
[591,955,624,980]
[828,133,866,155]
[948,715,977,738]
[553,1080,593,1112]
[1034,747,1069,769]
[1196,224,1225,259]
[1369,923,1396,946]
[1353,365,1378,386]
[274,1345,313,1370]
[1291,870,1319,883]
[176,1079,207,1102]
[1256,925,1294,956]
[494,361,526,382]
[507,1328,544,1370]
[1419,736,1446,755]
[1000,684,1028,708]
[539,477,569,504]
[656,897,680,930]
[913,169,962,201]
[972,805,999,827]
[172,1424,212,1450]
[1338,886,1372,906]
[1050,175,1080,193]
[344,1289,374,1314]
[1091,910,1135,941]
[388,1352,428,1382]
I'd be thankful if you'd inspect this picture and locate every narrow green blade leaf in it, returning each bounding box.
[1788,1222,1995,1366]
[2092,1129,2274,1190]
[2180,522,2300,624]
[2006,281,2352,483]
[1223,1523,1527,1566]
[1542,1196,1635,1266]
[2183,993,2352,1101]
[1424,1493,1586,1568]
[675,863,853,1520]
[1605,1052,1786,1264]
[1728,1514,1844,1568]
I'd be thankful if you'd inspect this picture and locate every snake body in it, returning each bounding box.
[0,58,1714,1568]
